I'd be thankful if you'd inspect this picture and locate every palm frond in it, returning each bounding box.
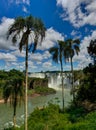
[25,15,34,29]
[7,17,25,39]
[32,31,39,53]
[74,45,80,55]
[49,47,59,63]
[7,15,46,53]
[73,39,80,44]
[32,18,46,52]
[19,31,29,52]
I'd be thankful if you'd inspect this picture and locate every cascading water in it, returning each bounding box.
[28,72,72,90]
[47,72,71,90]
[47,73,62,90]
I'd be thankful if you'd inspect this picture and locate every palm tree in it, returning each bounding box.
[3,78,24,127]
[49,41,65,111]
[64,39,80,101]
[7,15,46,130]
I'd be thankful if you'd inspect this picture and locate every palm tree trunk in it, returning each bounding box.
[13,96,17,128]
[70,57,75,101]
[13,115,16,128]
[25,42,28,130]
[60,60,64,111]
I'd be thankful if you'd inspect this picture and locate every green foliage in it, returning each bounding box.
[29,77,48,89]
[0,69,24,100]
[0,69,24,82]
[66,103,87,123]
[87,39,96,64]
[76,40,96,102]
[28,77,56,96]
[8,69,25,80]
[0,88,3,99]
[1,69,25,128]
[5,103,96,130]
[4,127,20,130]
[0,70,9,80]
[28,89,35,95]
[34,86,56,95]
[76,64,96,102]
[26,103,69,130]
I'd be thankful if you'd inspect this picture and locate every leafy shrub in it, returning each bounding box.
[34,86,56,95]
[5,104,96,130]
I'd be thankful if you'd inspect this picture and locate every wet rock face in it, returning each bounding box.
[29,78,48,89]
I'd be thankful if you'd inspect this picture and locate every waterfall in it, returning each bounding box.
[28,72,72,90]
[28,72,45,78]
[47,73,61,90]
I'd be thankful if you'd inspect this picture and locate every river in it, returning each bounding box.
[0,89,72,129]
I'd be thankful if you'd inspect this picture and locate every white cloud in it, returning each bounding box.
[71,30,78,36]
[0,17,15,50]
[22,0,30,5]
[42,61,52,68]
[22,6,28,13]
[9,0,30,5]
[42,60,61,71]
[29,53,44,62]
[71,30,82,39]
[11,49,25,58]
[56,0,96,27]
[28,61,37,68]
[42,51,51,59]
[4,61,25,71]
[29,51,51,63]
[0,52,17,62]
[8,0,30,13]
[38,27,64,50]
[73,30,96,69]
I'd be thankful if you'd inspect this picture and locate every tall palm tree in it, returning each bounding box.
[64,39,80,101]
[7,15,46,130]
[3,78,24,127]
[49,41,65,111]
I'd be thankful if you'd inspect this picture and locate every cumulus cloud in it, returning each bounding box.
[0,52,17,62]
[37,27,64,50]
[0,17,15,50]
[29,53,44,62]
[42,61,52,68]
[29,51,51,63]
[11,50,25,58]
[56,0,96,27]
[73,30,96,69]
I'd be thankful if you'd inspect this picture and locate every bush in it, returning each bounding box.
[5,104,96,130]
[34,86,56,95]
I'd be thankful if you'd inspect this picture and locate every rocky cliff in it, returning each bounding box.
[29,78,48,89]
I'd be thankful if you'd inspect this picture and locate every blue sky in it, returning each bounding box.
[0,0,96,72]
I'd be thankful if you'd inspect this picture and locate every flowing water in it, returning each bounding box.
[0,89,72,129]
[0,72,72,129]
